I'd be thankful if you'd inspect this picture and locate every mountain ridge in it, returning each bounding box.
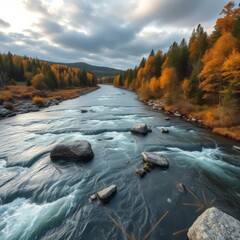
[62,62,123,78]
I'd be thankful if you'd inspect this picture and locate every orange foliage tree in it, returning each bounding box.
[199,32,238,103]
[160,67,179,104]
[215,1,240,33]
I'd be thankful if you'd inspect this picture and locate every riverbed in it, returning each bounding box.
[0,85,239,240]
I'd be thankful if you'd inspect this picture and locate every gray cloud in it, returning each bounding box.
[0,18,10,28]
[23,0,48,15]
[0,0,230,69]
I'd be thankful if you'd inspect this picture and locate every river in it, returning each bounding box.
[0,85,239,240]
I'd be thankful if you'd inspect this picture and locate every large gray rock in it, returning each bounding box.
[0,108,11,118]
[142,152,169,168]
[188,207,240,240]
[50,140,94,162]
[131,123,149,135]
[97,185,117,202]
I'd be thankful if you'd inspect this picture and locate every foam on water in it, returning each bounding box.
[0,195,74,240]
[162,147,239,182]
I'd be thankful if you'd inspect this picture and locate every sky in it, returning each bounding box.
[0,0,230,70]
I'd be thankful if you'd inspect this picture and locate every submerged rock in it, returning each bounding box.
[131,123,149,135]
[164,117,170,120]
[143,163,154,172]
[176,183,186,193]
[136,169,146,177]
[89,194,97,201]
[81,109,88,113]
[142,152,169,168]
[50,140,94,162]
[161,128,169,133]
[97,185,117,202]
[97,137,114,141]
[188,207,240,240]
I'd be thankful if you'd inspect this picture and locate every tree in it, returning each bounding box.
[149,49,155,57]
[215,1,240,33]
[188,24,208,64]
[231,16,240,39]
[31,73,48,90]
[160,67,179,104]
[79,70,88,87]
[199,32,238,103]
[139,57,146,68]
[221,50,240,91]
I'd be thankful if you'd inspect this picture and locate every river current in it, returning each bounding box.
[0,85,239,240]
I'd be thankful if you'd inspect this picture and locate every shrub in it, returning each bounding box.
[32,90,47,98]
[21,93,33,99]
[32,96,45,107]
[174,100,195,115]
[4,95,14,103]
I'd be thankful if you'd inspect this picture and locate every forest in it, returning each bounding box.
[113,1,240,139]
[0,54,97,90]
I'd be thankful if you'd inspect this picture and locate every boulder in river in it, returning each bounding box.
[50,140,94,162]
[142,152,169,168]
[97,185,117,202]
[188,207,240,240]
[131,123,149,135]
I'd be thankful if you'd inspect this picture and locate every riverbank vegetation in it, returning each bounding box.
[113,1,240,140]
[0,53,98,109]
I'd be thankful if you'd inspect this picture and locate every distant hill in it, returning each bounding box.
[63,62,123,78]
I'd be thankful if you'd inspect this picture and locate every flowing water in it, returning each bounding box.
[0,85,240,240]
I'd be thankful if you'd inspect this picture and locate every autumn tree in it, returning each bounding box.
[215,1,240,33]
[31,73,48,90]
[160,67,179,104]
[199,32,238,103]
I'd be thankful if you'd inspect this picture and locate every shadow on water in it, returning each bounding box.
[0,85,239,239]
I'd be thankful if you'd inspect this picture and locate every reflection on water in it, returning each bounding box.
[0,85,239,239]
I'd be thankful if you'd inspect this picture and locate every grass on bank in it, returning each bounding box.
[0,83,99,106]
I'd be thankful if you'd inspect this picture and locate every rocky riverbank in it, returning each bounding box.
[144,99,240,141]
[0,86,99,120]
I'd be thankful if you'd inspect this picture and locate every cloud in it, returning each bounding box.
[0,18,10,28]
[0,0,231,69]
[23,0,48,15]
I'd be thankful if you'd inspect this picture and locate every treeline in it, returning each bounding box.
[0,53,97,90]
[114,1,240,129]
[97,76,115,84]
